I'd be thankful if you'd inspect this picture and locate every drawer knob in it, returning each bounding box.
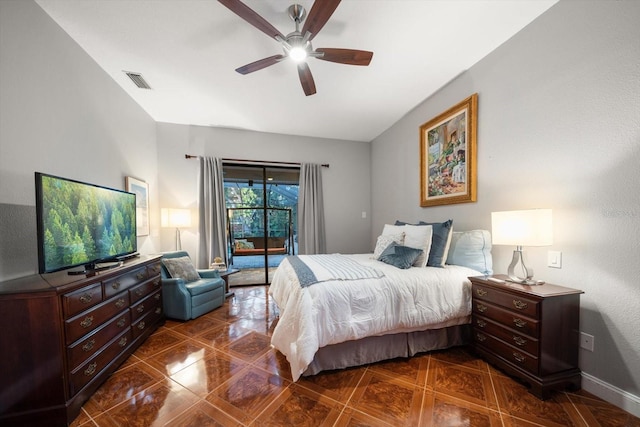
[80,316,94,328]
[79,294,92,304]
[154,293,160,300]
[476,332,487,342]
[112,281,121,290]
[513,300,528,310]
[84,362,97,377]
[475,288,488,297]
[136,272,145,280]
[513,352,526,363]
[476,303,488,313]
[153,279,160,287]
[513,318,527,328]
[82,339,95,352]
[155,307,162,314]
[117,318,126,328]
[476,319,487,328]
[137,321,146,330]
[136,304,145,313]
[119,337,128,347]
[135,289,144,296]
[513,336,527,346]
[115,298,126,308]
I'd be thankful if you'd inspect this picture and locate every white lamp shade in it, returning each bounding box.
[491,209,553,246]
[161,208,192,228]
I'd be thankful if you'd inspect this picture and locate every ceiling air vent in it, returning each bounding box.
[124,71,151,89]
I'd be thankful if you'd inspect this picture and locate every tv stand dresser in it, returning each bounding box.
[0,255,164,426]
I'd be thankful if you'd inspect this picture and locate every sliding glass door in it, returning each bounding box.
[224,164,298,286]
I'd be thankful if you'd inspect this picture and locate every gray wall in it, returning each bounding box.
[0,1,160,280]
[156,123,372,258]
[371,0,640,410]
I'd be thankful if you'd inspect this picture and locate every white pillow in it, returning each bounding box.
[382,224,433,267]
[372,233,405,259]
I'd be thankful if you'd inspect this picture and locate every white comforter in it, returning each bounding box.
[269,253,480,381]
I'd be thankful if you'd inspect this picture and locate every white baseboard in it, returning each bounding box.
[582,372,640,418]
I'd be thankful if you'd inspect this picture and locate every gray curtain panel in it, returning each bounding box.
[197,157,227,269]
[298,163,326,254]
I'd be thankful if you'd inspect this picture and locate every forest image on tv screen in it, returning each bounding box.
[41,175,136,272]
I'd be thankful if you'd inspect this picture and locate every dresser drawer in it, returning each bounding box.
[474,330,539,375]
[130,289,162,321]
[131,305,162,340]
[472,284,539,318]
[62,283,103,318]
[68,329,133,396]
[129,276,161,304]
[67,311,131,371]
[147,262,162,278]
[473,299,539,338]
[104,266,148,299]
[473,314,539,356]
[65,293,130,344]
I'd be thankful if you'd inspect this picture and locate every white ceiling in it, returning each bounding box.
[35,0,557,142]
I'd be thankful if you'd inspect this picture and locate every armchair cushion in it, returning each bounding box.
[162,256,200,282]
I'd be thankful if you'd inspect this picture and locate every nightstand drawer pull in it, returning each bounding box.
[476,303,488,313]
[513,336,527,346]
[84,362,97,377]
[513,318,527,328]
[476,288,488,297]
[513,352,526,363]
[476,319,487,328]
[82,339,95,352]
[476,333,487,342]
[513,300,528,310]
[80,316,94,328]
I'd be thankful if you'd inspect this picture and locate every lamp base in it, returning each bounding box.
[506,247,545,285]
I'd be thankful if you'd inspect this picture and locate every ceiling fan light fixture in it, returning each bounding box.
[289,46,307,62]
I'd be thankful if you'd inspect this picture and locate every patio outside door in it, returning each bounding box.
[223,164,299,286]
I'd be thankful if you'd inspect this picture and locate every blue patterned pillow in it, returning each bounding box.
[395,220,453,268]
[378,243,423,269]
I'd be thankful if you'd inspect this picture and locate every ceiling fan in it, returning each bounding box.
[219,0,373,96]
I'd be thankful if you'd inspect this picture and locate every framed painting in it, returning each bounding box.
[125,176,149,236]
[420,93,478,207]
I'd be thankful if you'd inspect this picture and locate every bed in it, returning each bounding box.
[269,226,493,381]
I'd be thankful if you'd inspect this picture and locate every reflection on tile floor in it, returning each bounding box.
[72,286,640,427]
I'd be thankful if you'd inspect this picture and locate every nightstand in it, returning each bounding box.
[469,275,583,399]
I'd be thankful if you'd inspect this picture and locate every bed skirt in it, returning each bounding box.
[302,323,471,376]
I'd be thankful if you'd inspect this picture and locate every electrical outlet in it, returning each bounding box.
[580,332,595,352]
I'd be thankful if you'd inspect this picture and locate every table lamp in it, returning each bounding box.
[161,208,192,250]
[491,209,552,285]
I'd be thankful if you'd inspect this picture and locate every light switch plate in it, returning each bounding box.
[548,251,562,268]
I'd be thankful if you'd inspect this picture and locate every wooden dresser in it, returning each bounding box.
[0,255,163,426]
[469,275,583,399]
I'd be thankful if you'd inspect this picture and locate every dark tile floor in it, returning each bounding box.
[71,286,640,426]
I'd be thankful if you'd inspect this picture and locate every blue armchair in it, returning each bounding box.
[160,251,225,321]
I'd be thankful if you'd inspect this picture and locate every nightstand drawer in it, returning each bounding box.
[473,299,539,338]
[474,330,538,375]
[473,314,539,355]
[473,283,539,317]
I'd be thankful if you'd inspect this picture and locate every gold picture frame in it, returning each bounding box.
[125,176,149,236]
[420,93,477,207]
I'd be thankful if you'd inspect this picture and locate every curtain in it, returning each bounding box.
[197,157,227,269]
[298,163,326,254]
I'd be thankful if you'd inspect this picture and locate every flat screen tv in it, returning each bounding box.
[35,172,138,274]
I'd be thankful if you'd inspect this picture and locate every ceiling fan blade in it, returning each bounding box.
[218,0,284,40]
[315,48,373,66]
[301,0,341,41]
[297,63,317,96]
[235,54,285,75]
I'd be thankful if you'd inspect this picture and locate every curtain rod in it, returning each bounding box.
[185,154,329,168]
